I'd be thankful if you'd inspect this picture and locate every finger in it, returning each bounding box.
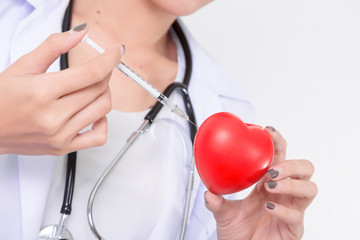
[204,191,227,214]
[265,126,287,163]
[69,116,108,152]
[49,89,110,155]
[265,201,304,236]
[50,44,123,96]
[15,23,88,74]
[204,191,240,225]
[37,81,111,154]
[65,88,112,134]
[58,74,111,121]
[265,179,318,200]
[267,159,315,181]
[11,115,108,156]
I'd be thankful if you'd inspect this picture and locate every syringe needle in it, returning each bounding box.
[81,34,192,123]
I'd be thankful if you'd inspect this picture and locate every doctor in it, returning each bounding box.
[0,0,317,239]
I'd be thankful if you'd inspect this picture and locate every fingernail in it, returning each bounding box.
[120,44,126,56]
[72,22,87,32]
[268,169,279,178]
[266,126,276,132]
[266,202,276,210]
[204,191,209,205]
[266,180,277,189]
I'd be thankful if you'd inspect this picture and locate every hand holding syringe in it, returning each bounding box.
[81,34,193,124]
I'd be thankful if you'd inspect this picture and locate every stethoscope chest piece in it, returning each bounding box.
[39,224,73,240]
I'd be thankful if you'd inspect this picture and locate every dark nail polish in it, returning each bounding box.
[72,22,87,32]
[266,180,277,189]
[268,169,279,178]
[266,202,275,209]
[266,126,276,132]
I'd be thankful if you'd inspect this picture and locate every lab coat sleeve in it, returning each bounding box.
[184,25,255,125]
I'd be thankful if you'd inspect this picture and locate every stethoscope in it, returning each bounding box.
[39,1,196,240]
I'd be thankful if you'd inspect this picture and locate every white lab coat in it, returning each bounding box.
[0,0,254,239]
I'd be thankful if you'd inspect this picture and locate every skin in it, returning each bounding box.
[0,0,317,238]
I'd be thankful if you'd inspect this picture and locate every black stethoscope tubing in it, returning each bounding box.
[56,0,197,237]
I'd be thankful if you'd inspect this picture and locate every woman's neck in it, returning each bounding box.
[72,0,177,56]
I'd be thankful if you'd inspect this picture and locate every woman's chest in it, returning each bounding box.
[41,109,192,239]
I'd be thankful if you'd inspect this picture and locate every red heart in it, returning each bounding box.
[194,112,274,195]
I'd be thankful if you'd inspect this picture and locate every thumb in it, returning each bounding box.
[16,22,88,74]
[205,190,240,224]
[204,191,227,215]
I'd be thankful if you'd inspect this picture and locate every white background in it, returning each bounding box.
[183,0,360,239]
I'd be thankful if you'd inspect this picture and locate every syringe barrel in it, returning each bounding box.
[117,62,160,98]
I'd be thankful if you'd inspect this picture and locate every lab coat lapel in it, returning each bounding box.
[18,155,57,240]
[175,22,254,237]
[184,77,224,236]
[11,0,69,73]
[146,54,227,239]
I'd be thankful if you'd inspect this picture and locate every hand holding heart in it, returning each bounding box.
[194,113,318,240]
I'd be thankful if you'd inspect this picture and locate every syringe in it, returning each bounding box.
[81,35,192,123]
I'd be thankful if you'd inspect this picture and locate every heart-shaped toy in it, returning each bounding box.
[194,112,274,195]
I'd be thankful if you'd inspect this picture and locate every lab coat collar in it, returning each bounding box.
[25,0,67,8]
[177,20,252,124]
[10,0,68,72]
[25,0,46,8]
[177,20,252,104]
